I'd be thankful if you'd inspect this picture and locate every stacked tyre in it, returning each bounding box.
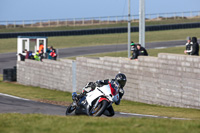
[3,66,16,82]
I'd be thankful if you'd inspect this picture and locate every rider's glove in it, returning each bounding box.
[84,82,96,90]
[85,82,93,88]
[119,88,124,99]
[95,80,104,87]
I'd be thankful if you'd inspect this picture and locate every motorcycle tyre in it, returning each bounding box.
[90,100,109,117]
[65,104,76,115]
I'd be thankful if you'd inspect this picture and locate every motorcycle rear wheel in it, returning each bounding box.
[90,100,109,117]
[65,103,76,115]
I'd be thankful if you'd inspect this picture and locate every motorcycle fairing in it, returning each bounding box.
[86,85,111,106]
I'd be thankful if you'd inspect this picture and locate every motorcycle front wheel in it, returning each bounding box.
[90,100,109,117]
[65,103,76,115]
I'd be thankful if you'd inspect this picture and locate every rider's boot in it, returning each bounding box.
[72,92,78,106]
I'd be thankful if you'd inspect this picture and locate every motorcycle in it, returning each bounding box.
[65,80,120,117]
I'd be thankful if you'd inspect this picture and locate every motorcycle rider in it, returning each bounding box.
[73,73,127,117]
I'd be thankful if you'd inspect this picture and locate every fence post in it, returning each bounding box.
[165,13,167,20]
[132,15,134,22]
[23,20,25,28]
[99,17,101,24]
[73,18,76,26]
[174,13,176,19]
[82,18,84,25]
[65,19,68,26]
[31,20,33,27]
[72,61,76,92]
[40,20,42,27]
[157,14,159,20]
[48,20,50,27]
[57,19,59,27]
[14,21,16,28]
[148,14,151,20]
[92,18,94,25]
[107,16,110,24]
[6,21,8,28]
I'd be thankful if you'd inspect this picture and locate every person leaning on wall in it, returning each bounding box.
[50,49,57,60]
[34,50,40,61]
[24,49,29,59]
[18,53,25,61]
[184,36,192,55]
[184,37,199,56]
[46,46,53,59]
[130,44,148,60]
[130,41,137,59]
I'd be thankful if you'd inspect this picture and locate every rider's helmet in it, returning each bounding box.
[115,73,127,88]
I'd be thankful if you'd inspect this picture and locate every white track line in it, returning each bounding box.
[154,47,167,49]
[119,112,190,120]
[0,93,30,101]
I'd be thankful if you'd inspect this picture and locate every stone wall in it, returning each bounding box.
[17,59,74,92]
[17,53,200,109]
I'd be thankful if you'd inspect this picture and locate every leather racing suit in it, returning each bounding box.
[79,79,124,116]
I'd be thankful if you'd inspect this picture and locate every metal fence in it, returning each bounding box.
[0,11,200,28]
[1,22,200,39]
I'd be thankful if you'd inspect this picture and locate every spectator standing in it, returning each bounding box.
[39,43,44,54]
[50,49,57,60]
[39,49,44,61]
[184,37,192,55]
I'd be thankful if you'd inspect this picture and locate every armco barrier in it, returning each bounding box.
[17,53,200,109]
[1,22,200,38]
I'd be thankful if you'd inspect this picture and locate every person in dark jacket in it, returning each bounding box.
[46,46,53,59]
[191,37,199,56]
[130,41,137,59]
[184,37,199,55]
[18,53,25,61]
[131,44,148,60]
[184,37,192,55]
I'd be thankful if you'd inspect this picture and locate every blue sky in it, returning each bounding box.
[0,0,200,21]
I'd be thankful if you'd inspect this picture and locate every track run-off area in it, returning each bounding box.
[0,93,189,120]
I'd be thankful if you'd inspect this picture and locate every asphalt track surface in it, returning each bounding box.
[0,40,188,74]
[0,93,188,119]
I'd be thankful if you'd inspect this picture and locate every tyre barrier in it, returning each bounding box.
[0,22,200,39]
[3,66,16,82]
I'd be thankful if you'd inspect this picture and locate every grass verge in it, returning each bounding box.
[0,74,2,81]
[0,81,200,120]
[0,28,200,53]
[65,46,187,60]
[0,113,200,133]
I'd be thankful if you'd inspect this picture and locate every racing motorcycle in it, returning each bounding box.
[65,81,120,117]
